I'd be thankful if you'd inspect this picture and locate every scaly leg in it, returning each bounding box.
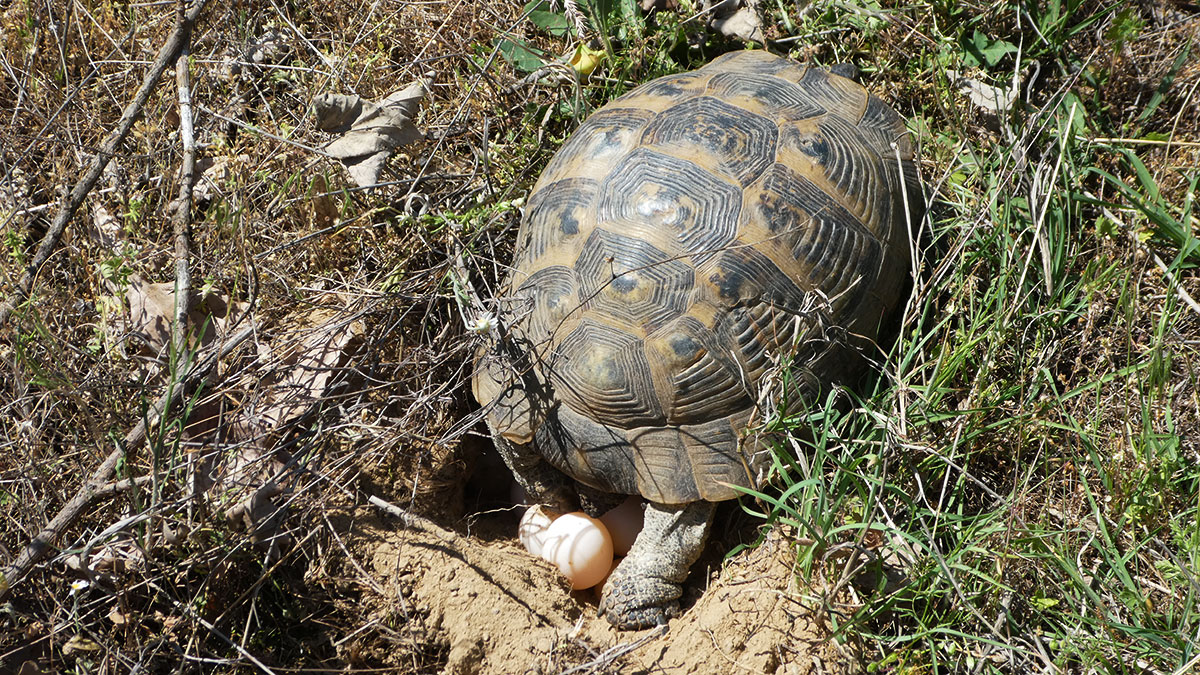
[598,500,716,629]
[490,426,577,514]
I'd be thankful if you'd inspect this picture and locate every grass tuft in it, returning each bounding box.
[756,1,1200,671]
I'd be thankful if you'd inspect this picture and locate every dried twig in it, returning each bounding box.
[148,580,281,675]
[172,0,198,355]
[0,0,208,328]
[367,494,469,541]
[0,325,254,602]
[558,625,668,675]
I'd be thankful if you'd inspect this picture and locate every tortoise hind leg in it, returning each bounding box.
[490,429,577,514]
[598,500,716,629]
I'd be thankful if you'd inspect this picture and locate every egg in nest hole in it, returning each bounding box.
[519,498,644,590]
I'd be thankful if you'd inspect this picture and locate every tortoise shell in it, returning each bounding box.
[475,50,919,504]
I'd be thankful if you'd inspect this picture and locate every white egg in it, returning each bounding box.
[598,497,644,557]
[518,505,555,558]
[540,512,614,590]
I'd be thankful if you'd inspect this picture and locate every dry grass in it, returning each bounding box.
[0,1,567,669]
[1,0,1199,673]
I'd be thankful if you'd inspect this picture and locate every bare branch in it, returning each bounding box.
[0,325,254,602]
[172,0,198,356]
[0,0,208,328]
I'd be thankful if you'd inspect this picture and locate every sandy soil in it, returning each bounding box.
[338,502,859,674]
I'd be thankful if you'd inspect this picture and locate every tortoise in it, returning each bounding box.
[473,50,920,629]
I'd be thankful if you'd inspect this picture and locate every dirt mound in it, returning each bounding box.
[620,538,860,674]
[348,506,857,674]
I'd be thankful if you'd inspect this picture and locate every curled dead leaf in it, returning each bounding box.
[213,301,365,543]
[62,635,103,656]
[122,275,247,357]
[192,154,247,206]
[306,173,339,228]
[704,0,764,44]
[221,28,291,81]
[315,76,430,187]
[85,539,147,576]
[640,0,678,12]
[88,202,122,250]
[107,606,129,626]
[250,307,365,434]
[948,68,1021,115]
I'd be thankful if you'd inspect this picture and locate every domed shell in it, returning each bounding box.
[475,50,919,504]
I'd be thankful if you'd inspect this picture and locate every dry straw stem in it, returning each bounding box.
[147,579,281,675]
[0,324,254,603]
[557,625,667,675]
[0,0,207,328]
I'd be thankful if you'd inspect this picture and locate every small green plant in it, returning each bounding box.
[1081,147,1199,266]
[123,195,147,227]
[1104,7,1145,53]
[4,226,24,264]
[493,0,649,75]
[959,29,1018,69]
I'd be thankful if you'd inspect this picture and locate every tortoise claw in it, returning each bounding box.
[598,565,680,630]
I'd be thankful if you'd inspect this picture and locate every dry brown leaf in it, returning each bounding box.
[949,68,1020,114]
[0,166,30,212]
[255,308,364,432]
[216,302,365,540]
[107,606,129,626]
[62,635,103,656]
[65,539,146,578]
[220,28,291,81]
[123,275,246,356]
[307,172,339,228]
[640,0,678,12]
[315,76,430,187]
[87,203,122,249]
[192,154,245,206]
[705,0,764,43]
[1,168,34,244]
